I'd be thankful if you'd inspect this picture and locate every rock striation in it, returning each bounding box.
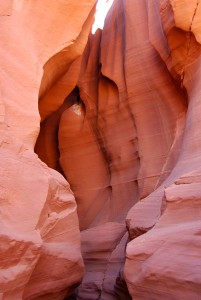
[1,0,201,299]
[0,1,96,299]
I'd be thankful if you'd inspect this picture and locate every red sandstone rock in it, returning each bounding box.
[2,0,201,299]
[125,0,201,299]
[0,1,96,299]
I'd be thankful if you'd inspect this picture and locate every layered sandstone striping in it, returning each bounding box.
[0,1,96,299]
[37,0,201,299]
[1,0,201,299]
[125,0,201,299]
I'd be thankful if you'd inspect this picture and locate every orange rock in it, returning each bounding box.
[125,0,201,299]
[2,0,201,299]
[0,1,96,299]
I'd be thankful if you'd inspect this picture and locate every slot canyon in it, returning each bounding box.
[0,0,201,299]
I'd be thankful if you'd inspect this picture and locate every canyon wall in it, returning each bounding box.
[0,1,96,299]
[1,0,201,299]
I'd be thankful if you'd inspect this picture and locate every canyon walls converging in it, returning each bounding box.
[1,0,201,299]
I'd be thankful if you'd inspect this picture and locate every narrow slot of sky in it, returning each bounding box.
[92,0,114,34]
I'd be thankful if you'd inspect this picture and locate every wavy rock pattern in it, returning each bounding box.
[0,1,96,299]
[1,0,201,299]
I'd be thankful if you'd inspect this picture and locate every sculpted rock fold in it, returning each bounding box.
[125,1,201,299]
[0,1,96,299]
[2,0,201,299]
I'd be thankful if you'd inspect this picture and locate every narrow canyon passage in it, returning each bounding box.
[35,0,188,226]
[34,0,190,299]
[1,0,201,299]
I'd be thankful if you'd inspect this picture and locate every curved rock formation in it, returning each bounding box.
[124,1,201,298]
[1,0,201,299]
[0,1,96,299]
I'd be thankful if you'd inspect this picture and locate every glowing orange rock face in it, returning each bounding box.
[124,1,201,299]
[0,1,96,299]
[49,0,200,298]
[2,0,201,299]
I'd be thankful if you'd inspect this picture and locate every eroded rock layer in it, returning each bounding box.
[0,1,96,299]
[125,1,201,298]
[36,0,201,299]
[1,0,201,299]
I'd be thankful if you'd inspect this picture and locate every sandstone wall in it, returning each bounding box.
[0,1,96,299]
[1,0,201,299]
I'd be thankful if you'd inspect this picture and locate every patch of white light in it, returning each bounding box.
[92,0,114,34]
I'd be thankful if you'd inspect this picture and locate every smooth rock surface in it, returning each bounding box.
[0,1,96,299]
[2,0,201,299]
[125,0,201,299]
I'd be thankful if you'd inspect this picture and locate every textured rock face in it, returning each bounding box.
[1,0,201,299]
[0,1,96,299]
[124,1,201,299]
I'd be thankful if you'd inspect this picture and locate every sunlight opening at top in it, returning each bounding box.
[92,0,114,34]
